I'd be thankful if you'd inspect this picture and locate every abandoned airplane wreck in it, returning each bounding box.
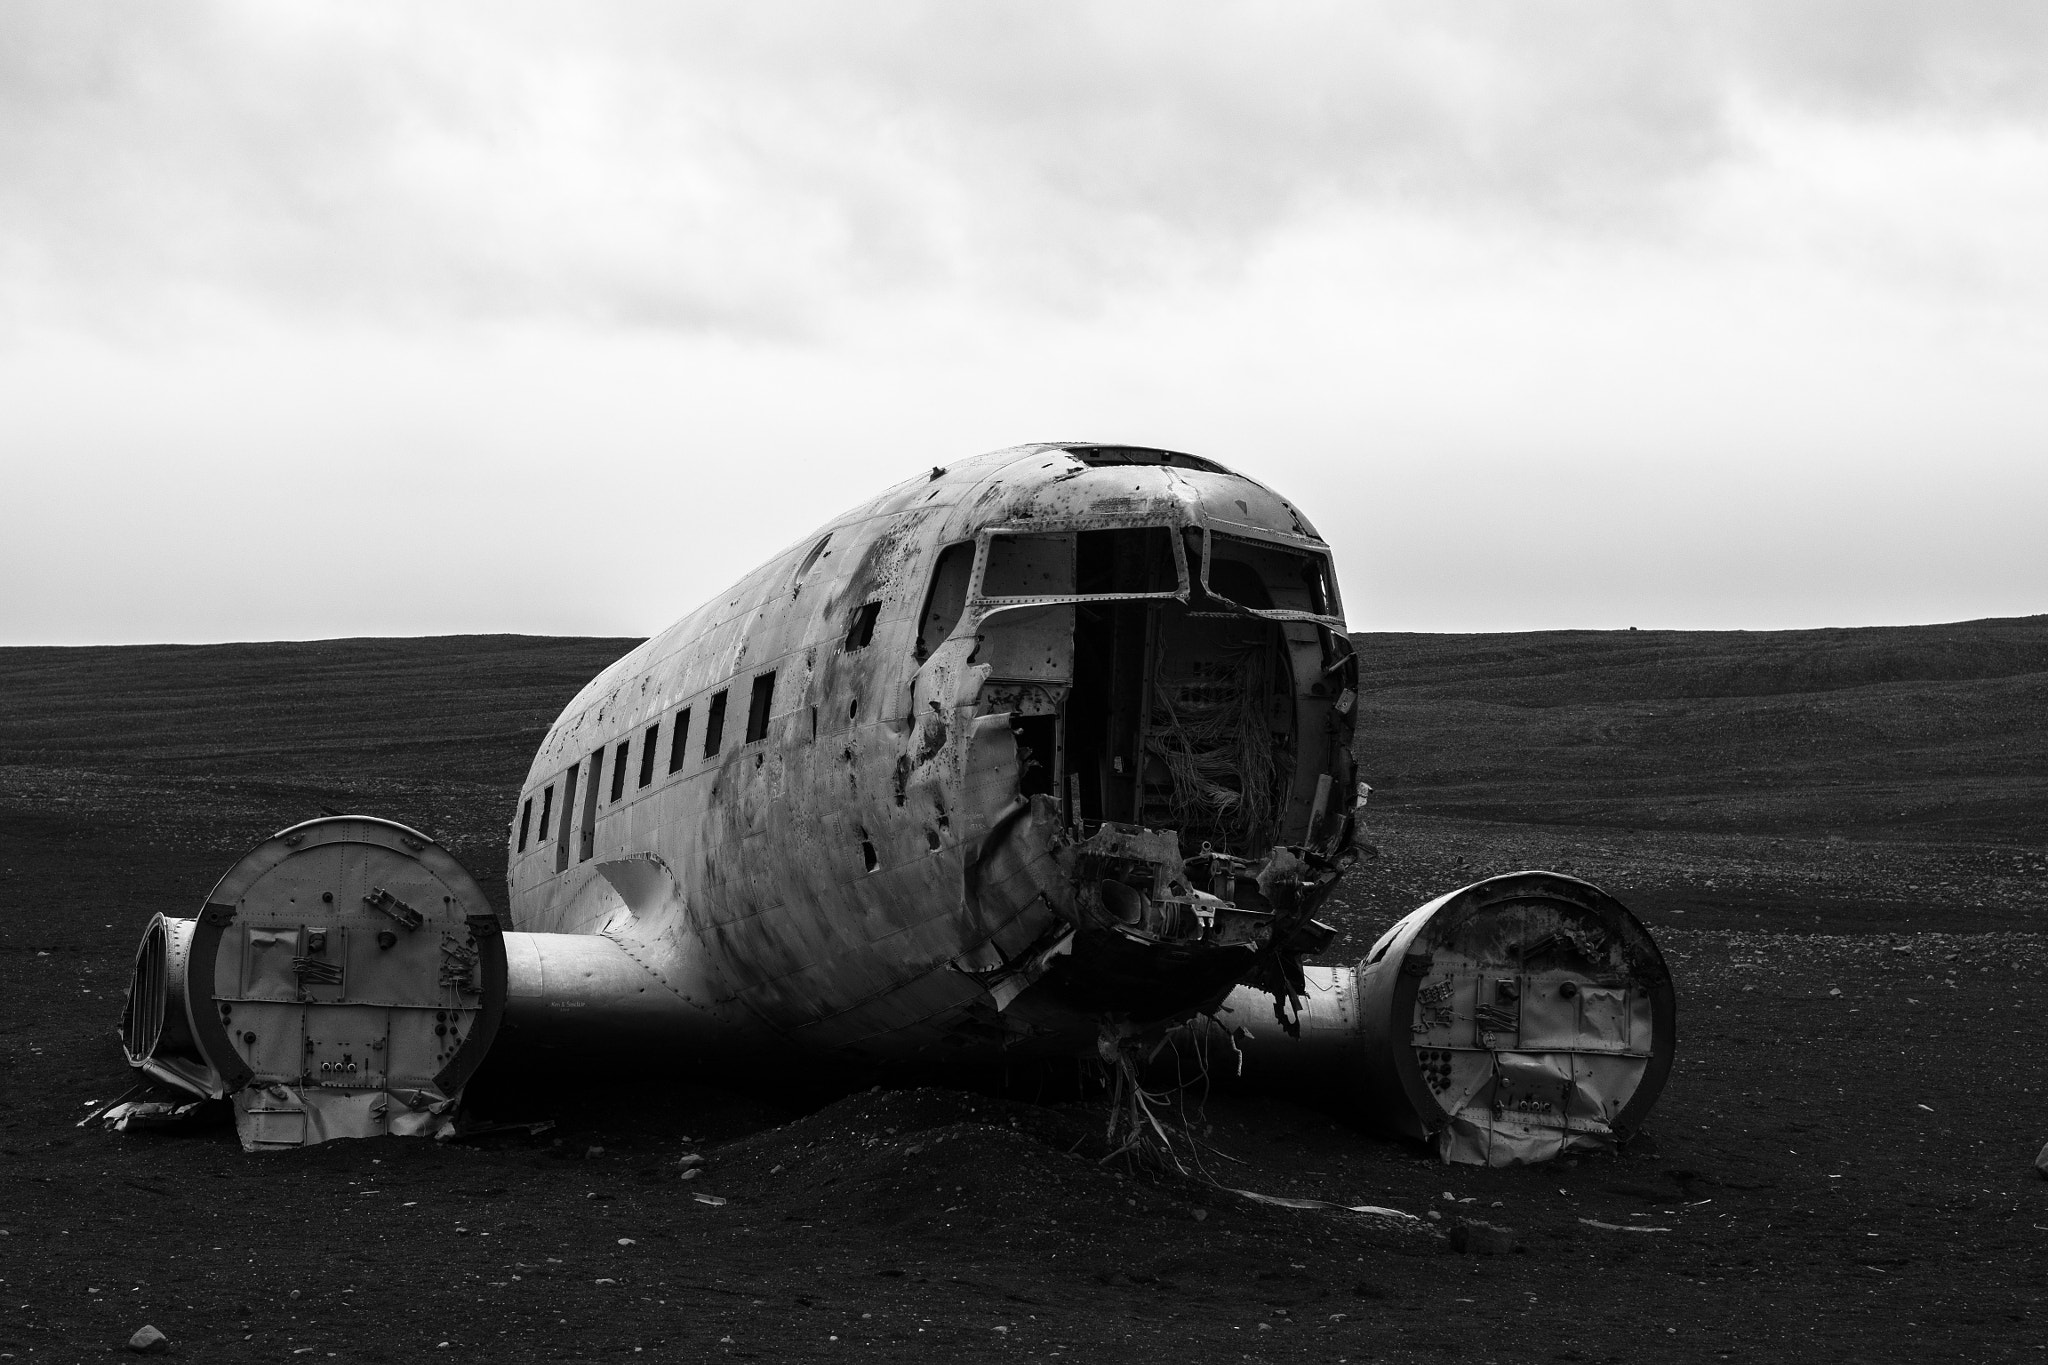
[115,443,1675,1165]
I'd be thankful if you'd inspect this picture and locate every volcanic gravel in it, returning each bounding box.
[4,627,2045,1362]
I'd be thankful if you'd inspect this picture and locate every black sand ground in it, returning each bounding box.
[2,620,2044,1362]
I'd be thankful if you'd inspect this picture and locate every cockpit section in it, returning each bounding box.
[937,519,1349,853]
[921,507,1360,1026]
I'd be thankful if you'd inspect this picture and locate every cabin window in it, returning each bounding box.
[579,747,602,862]
[915,541,975,660]
[638,723,659,788]
[844,601,881,652]
[745,671,775,744]
[538,783,555,839]
[554,765,578,873]
[668,708,691,773]
[517,797,533,852]
[703,691,728,757]
[610,740,629,801]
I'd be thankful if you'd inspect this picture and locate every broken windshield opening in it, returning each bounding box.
[915,541,976,661]
[1188,530,1338,622]
[976,526,1183,603]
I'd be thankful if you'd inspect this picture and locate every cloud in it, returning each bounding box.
[1,0,2044,338]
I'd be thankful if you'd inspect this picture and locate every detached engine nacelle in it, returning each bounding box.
[120,817,508,1149]
[1207,871,1676,1166]
[118,816,756,1149]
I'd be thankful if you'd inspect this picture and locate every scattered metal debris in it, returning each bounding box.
[1225,1188,1417,1222]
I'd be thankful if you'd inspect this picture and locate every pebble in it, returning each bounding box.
[2036,1143,2048,1179]
[125,1325,169,1355]
[677,1153,704,1168]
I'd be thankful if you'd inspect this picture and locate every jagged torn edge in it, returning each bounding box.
[1577,1217,1671,1233]
[1227,1188,1417,1221]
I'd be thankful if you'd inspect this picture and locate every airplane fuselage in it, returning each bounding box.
[505,444,1360,1063]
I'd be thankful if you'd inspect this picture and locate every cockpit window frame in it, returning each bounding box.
[966,519,1191,609]
[1185,525,1346,628]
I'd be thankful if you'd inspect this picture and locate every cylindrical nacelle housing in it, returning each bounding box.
[1211,871,1675,1165]
[117,817,508,1149]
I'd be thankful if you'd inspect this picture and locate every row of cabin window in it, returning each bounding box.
[513,668,779,856]
[512,588,896,858]
[510,572,921,862]
[512,529,1241,857]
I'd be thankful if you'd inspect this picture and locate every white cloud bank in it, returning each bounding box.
[2,2,2045,641]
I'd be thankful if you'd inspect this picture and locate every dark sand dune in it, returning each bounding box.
[0,634,636,908]
[1355,616,2048,842]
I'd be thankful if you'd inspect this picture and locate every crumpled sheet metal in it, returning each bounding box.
[232,1082,457,1151]
[98,1098,210,1132]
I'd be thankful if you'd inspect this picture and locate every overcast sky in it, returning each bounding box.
[4,1,2044,644]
